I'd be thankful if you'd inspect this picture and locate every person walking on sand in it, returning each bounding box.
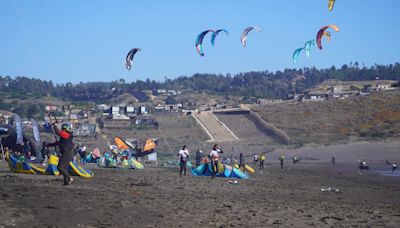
[46,122,75,186]
[238,153,245,171]
[178,145,190,177]
[210,144,223,179]
[259,153,266,171]
[279,154,285,169]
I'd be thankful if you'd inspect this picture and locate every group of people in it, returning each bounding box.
[178,144,223,178]
[178,145,294,178]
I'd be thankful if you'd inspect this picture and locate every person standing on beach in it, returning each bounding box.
[259,153,266,171]
[46,122,75,186]
[195,149,202,167]
[253,154,259,168]
[392,163,397,172]
[279,154,285,169]
[178,145,189,177]
[209,144,223,179]
[331,156,336,166]
[238,153,245,171]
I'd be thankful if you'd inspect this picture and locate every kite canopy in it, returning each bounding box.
[241,26,261,47]
[292,48,305,64]
[328,0,336,11]
[195,29,215,56]
[211,29,229,46]
[125,48,141,70]
[316,25,340,49]
[304,40,316,58]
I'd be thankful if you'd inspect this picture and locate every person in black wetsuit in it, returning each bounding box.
[47,122,75,186]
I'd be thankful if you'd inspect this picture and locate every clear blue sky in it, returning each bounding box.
[1,0,399,83]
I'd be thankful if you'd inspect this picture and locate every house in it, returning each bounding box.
[97,104,110,111]
[45,105,58,111]
[154,104,167,112]
[125,106,136,118]
[157,89,167,94]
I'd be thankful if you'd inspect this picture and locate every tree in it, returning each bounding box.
[165,96,177,104]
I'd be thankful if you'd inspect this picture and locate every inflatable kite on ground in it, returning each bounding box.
[125,48,141,70]
[316,25,340,49]
[211,29,229,46]
[293,47,305,64]
[5,151,93,178]
[241,26,261,47]
[97,152,144,169]
[191,163,249,179]
[114,137,156,158]
[328,0,336,11]
[195,29,215,56]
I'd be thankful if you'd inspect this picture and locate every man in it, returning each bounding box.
[195,149,202,167]
[259,153,266,171]
[76,143,87,164]
[47,122,75,186]
[209,144,223,179]
[331,156,336,166]
[253,154,259,168]
[279,154,285,169]
[178,145,189,177]
[238,153,245,171]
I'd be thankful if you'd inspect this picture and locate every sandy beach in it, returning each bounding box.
[1,142,400,228]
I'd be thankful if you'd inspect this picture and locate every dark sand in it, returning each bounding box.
[1,150,400,228]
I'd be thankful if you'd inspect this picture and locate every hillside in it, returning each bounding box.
[251,90,400,147]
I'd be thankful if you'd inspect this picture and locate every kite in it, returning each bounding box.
[316,25,340,49]
[211,29,229,46]
[328,0,336,11]
[241,26,261,47]
[293,48,305,64]
[125,48,141,70]
[195,29,215,56]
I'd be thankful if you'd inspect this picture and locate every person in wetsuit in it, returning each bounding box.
[47,122,75,186]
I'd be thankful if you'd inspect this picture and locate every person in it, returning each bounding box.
[331,156,336,166]
[76,143,87,164]
[41,141,50,166]
[22,141,31,160]
[293,156,301,164]
[253,154,259,167]
[46,122,75,186]
[209,144,223,179]
[259,153,266,171]
[279,154,285,169]
[195,149,203,167]
[178,145,189,177]
[358,159,369,174]
[238,153,245,171]
[392,163,397,172]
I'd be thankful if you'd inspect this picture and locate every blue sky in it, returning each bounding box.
[0,0,399,83]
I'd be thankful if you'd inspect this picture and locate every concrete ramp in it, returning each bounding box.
[194,111,239,142]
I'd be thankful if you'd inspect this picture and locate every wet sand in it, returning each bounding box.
[1,151,400,228]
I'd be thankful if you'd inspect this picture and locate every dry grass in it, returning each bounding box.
[252,90,400,147]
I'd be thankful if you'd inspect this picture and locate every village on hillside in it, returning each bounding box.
[0,79,398,137]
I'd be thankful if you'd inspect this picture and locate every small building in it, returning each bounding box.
[126,106,136,117]
[45,105,58,111]
[97,104,110,111]
[154,104,167,112]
